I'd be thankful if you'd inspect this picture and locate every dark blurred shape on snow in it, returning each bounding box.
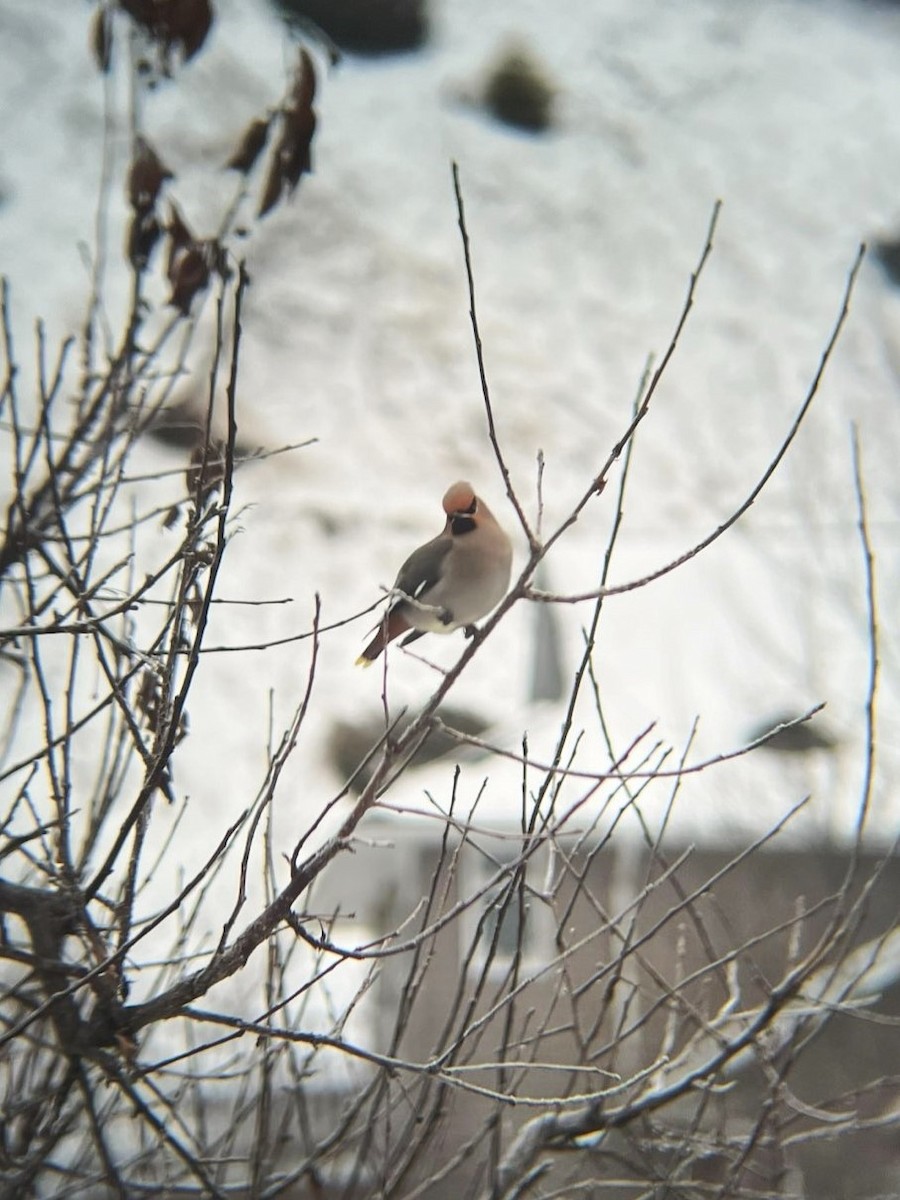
[270,0,429,55]
[749,711,838,756]
[146,399,208,451]
[482,42,557,133]
[145,396,253,456]
[329,706,489,793]
[873,234,900,287]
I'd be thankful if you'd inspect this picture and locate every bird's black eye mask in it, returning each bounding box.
[450,515,476,535]
[450,511,476,535]
[449,496,478,535]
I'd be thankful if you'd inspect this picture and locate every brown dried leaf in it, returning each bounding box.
[167,202,193,257]
[283,114,316,189]
[225,116,272,174]
[162,503,181,529]
[170,0,214,61]
[126,210,162,269]
[168,246,211,314]
[165,204,214,312]
[119,0,155,35]
[292,46,317,112]
[120,0,214,63]
[91,6,113,73]
[257,148,285,218]
[283,47,317,183]
[128,136,173,212]
[257,51,318,217]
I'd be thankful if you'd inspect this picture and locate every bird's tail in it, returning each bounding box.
[356,608,412,666]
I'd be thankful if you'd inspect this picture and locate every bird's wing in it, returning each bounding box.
[393,535,452,603]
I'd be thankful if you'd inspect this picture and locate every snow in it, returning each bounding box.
[2,0,900,914]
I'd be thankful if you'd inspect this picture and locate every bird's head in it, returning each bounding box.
[442,480,477,517]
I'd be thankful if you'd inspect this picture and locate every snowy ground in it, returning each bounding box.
[2,0,900,940]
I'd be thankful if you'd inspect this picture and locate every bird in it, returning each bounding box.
[357,480,513,666]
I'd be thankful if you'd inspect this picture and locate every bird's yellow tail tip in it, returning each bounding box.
[355,654,373,668]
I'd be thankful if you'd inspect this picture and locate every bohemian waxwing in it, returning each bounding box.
[356,480,513,665]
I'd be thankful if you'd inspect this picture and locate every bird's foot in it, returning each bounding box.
[463,623,480,641]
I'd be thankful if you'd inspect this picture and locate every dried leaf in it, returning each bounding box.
[119,0,153,26]
[283,47,318,182]
[126,210,162,269]
[165,205,214,313]
[257,50,318,217]
[120,0,214,63]
[282,115,316,189]
[162,503,181,529]
[292,46,317,112]
[257,149,285,218]
[167,202,193,259]
[91,6,113,73]
[128,136,173,212]
[169,0,214,61]
[168,246,211,314]
[225,116,272,174]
